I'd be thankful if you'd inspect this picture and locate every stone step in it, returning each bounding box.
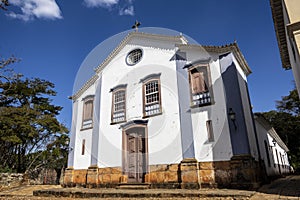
[116,183,150,190]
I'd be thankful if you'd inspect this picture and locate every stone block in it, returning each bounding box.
[181,171,199,183]
[98,168,105,174]
[156,172,166,183]
[101,167,112,174]
[111,174,120,183]
[63,169,74,186]
[180,159,199,172]
[144,173,150,183]
[165,171,178,182]
[73,170,87,184]
[150,164,168,172]
[168,164,179,172]
[214,161,231,170]
[199,162,214,170]
[98,175,103,183]
[200,169,214,183]
[102,174,111,183]
[149,173,157,183]
[111,167,121,174]
[87,168,98,185]
[120,175,128,183]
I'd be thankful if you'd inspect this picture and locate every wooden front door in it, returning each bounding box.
[124,127,147,183]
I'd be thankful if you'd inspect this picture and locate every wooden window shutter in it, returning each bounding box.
[191,71,206,94]
[84,101,93,120]
[191,71,207,94]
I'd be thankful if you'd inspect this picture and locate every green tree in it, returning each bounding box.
[0,57,69,175]
[0,0,9,10]
[262,87,300,171]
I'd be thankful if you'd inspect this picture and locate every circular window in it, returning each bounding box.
[126,49,143,65]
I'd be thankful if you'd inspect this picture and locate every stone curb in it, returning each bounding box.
[33,188,255,199]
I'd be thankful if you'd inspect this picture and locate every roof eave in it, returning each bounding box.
[177,42,252,76]
[270,0,292,69]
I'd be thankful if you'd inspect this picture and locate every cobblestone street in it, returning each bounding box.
[0,175,299,199]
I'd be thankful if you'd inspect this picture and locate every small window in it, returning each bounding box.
[206,120,214,142]
[81,139,86,155]
[188,65,212,107]
[111,88,126,124]
[82,96,94,129]
[143,79,162,117]
[126,49,143,65]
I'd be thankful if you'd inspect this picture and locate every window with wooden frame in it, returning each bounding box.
[188,65,213,107]
[143,78,162,117]
[206,120,214,142]
[111,87,126,124]
[82,95,94,130]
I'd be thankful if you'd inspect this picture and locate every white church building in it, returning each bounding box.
[64,29,291,189]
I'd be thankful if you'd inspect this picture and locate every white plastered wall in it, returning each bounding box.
[96,37,183,168]
[184,49,233,162]
[73,86,96,169]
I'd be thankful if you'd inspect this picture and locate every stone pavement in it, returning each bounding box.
[251,175,300,199]
[0,175,299,199]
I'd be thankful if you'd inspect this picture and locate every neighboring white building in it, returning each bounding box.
[255,114,291,176]
[64,30,291,189]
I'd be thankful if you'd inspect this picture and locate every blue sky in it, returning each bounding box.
[0,0,294,129]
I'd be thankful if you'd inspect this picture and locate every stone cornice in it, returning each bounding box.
[72,74,99,101]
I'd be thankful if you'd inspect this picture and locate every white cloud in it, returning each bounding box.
[119,5,134,16]
[83,0,119,8]
[84,0,135,16]
[7,0,62,21]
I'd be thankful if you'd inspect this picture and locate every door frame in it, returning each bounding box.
[121,120,149,183]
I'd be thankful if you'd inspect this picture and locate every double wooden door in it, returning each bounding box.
[124,127,147,183]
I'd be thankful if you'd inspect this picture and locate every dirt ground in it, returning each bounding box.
[0,175,299,200]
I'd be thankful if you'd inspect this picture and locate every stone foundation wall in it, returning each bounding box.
[145,164,180,188]
[0,173,24,190]
[63,156,263,189]
[62,167,123,188]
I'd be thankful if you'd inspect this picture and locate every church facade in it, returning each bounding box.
[63,31,290,189]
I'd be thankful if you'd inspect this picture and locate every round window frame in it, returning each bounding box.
[126,48,143,66]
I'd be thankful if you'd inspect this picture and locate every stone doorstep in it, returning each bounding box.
[33,188,256,199]
[116,183,150,190]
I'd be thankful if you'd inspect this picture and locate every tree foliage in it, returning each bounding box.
[262,86,300,171]
[0,0,9,11]
[0,57,69,176]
